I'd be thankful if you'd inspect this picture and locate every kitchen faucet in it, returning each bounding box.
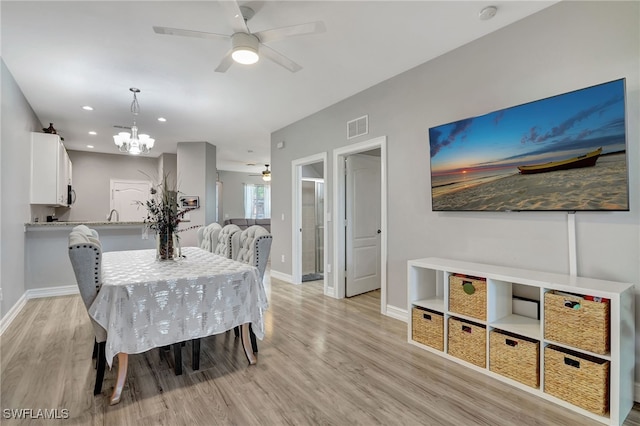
[107,209,119,222]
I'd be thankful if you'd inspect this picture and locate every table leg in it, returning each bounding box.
[241,323,257,365]
[110,353,128,405]
[192,339,200,371]
[173,343,183,375]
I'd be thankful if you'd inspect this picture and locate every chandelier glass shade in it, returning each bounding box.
[113,125,154,155]
[114,88,154,155]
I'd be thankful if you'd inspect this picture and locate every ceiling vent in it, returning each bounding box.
[347,115,368,139]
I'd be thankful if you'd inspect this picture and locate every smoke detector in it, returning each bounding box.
[479,6,498,21]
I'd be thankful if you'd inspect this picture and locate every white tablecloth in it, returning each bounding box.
[89,247,268,367]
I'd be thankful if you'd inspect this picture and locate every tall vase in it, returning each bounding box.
[157,230,175,260]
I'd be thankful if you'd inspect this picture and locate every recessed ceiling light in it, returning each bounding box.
[158,117,167,122]
[82,105,94,111]
[88,131,97,135]
[86,145,94,148]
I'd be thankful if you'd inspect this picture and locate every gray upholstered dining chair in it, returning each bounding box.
[196,222,222,252]
[230,225,273,353]
[68,226,107,395]
[213,224,241,258]
[231,225,273,282]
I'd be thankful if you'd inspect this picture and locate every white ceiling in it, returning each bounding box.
[1,1,556,173]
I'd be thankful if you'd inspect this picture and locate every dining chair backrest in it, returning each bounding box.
[197,223,222,252]
[68,228,107,343]
[231,225,272,280]
[213,224,241,258]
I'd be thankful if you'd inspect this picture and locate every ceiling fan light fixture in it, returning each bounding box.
[231,32,260,65]
[262,164,271,181]
[232,48,259,64]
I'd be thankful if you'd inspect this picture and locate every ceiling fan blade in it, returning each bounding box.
[254,21,326,44]
[218,0,249,34]
[215,49,234,73]
[259,44,302,73]
[153,26,229,41]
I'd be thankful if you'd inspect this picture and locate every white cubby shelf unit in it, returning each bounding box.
[407,257,635,426]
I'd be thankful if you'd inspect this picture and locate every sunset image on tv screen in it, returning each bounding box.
[428,79,629,212]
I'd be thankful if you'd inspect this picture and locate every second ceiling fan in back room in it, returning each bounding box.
[153,0,325,73]
[250,164,271,181]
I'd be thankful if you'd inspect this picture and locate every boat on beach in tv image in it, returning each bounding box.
[428,79,629,212]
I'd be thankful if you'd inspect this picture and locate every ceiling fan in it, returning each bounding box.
[250,164,272,181]
[153,1,325,73]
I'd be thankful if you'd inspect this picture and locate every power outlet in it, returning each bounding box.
[327,264,331,273]
[281,254,285,263]
[0,288,3,302]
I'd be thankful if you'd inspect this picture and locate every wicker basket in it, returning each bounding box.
[449,275,486,320]
[412,307,444,351]
[489,330,539,388]
[448,317,486,368]
[544,345,609,415]
[544,291,610,354]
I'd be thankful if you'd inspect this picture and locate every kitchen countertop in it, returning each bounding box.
[25,221,147,230]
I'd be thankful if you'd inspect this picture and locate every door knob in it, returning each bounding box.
[377,229,381,234]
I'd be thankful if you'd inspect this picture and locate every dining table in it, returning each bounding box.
[88,246,268,405]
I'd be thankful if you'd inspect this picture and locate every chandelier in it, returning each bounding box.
[113,88,154,155]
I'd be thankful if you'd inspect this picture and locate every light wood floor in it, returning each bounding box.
[2,276,639,425]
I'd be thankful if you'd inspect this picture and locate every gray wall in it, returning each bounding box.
[302,163,323,179]
[218,170,268,220]
[176,142,217,246]
[158,153,177,184]
[0,60,42,319]
[57,150,158,222]
[270,0,640,373]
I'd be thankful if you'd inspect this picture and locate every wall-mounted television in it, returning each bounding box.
[428,78,629,212]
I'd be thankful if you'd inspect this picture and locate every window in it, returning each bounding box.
[244,184,271,219]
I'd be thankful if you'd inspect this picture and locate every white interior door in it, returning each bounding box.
[110,179,151,222]
[345,154,381,297]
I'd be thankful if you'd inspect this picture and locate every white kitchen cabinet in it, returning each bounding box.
[30,132,71,206]
[407,257,634,425]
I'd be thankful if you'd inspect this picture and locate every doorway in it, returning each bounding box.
[292,153,328,294]
[301,178,324,282]
[332,136,387,313]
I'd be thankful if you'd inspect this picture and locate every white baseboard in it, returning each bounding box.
[26,285,78,299]
[0,285,78,336]
[270,270,293,283]
[0,292,27,335]
[385,304,408,322]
